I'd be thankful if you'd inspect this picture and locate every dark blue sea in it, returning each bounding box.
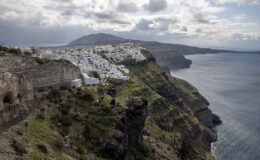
[171,53,260,160]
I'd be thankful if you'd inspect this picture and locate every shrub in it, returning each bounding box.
[11,139,27,155]
[58,116,72,127]
[59,127,69,137]
[0,45,9,52]
[36,143,48,154]
[24,51,32,56]
[97,85,105,94]
[90,70,100,79]
[139,140,154,157]
[99,96,112,113]
[46,90,61,103]
[59,102,72,115]
[35,113,45,120]
[77,88,94,102]
[52,59,72,64]
[9,48,22,55]
[52,137,65,150]
[33,57,51,64]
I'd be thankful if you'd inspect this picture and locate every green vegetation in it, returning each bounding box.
[77,87,95,102]
[0,46,22,55]
[33,57,51,64]
[36,143,48,154]
[52,59,72,64]
[90,70,100,79]
[46,90,61,103]
[3,50,216,160]
[59,101,72,115]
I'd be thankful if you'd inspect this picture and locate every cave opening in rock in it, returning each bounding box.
[3,94,12,104]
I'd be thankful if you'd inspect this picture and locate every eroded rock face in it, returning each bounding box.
[123,97,148,147]
[0,52,82,132]
[0,72,34,110]
[104,97,148,158]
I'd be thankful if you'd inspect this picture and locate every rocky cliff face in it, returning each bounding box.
[0,51,82,133]
[104,97,148,158]
[121,50,221,159]
[0,49,220,160]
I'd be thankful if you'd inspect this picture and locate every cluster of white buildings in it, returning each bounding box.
[35,43,146,87]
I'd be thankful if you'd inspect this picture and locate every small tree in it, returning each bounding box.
[31,47,36,55]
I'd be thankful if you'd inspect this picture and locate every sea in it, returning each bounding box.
[170,53,260,160]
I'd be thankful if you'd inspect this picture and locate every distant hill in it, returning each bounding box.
[68,33,126,46]
[67,33,257,70]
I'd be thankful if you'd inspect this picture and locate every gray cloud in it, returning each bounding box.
[180,26,188,32]
[196,28,203,33]
[135,17,177,32]
[191,10,210,24]
[117,1,139,13]
[143,0,167,13]
[135,19,153,31]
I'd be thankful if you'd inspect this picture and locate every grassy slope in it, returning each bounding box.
[118,51,216,159]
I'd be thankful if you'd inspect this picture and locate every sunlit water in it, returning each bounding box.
[170,53,260,160]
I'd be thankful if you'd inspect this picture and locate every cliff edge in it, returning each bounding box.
[0,47,220,160]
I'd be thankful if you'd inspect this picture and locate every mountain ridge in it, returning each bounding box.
[67,33,259,70]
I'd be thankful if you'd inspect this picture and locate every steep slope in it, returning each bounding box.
[0,47,220,160]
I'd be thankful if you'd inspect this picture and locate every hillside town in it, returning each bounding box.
[35,43,146,86]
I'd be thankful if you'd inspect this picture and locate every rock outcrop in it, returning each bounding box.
[0,52,82,132]
[104,97,148,158]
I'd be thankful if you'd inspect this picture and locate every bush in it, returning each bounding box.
[24,51,32,56]
[46,90,61,103]
[59,127,69,137]
[9,48,22,55]
[139,140,154,157]
[58,116,72,127]
[52,137,65,150]
[36,143,48,153]
[33,57,51,64]
[11,139,27,155]
[90,70,100,79]
[35,113,45,120]
[52,59,72,64]
[59,102,72,115]
[0,45,9,52]
[97,85,105,94]
[77,88,94,102]
[100,96,112,113]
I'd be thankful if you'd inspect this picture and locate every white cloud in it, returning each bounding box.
[0,0,259,47]
[233,14,247,20]
[215,0,260,5]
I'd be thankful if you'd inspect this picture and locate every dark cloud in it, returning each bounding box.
[196,28,203,33]
[135,17,177,32]
[180,26,188,32]
[191,10,210,24]
[143,0,167,13]
[117,1,138,13]
[93,12,116,20]
[0,19,93,46]
[135,18,153,31]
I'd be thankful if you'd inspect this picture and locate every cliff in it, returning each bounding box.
[0,50,82,133]
[0,48,220,160]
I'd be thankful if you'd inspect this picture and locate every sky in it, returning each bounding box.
[0,0,260,50]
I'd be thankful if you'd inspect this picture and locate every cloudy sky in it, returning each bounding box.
[0,0,260,50]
